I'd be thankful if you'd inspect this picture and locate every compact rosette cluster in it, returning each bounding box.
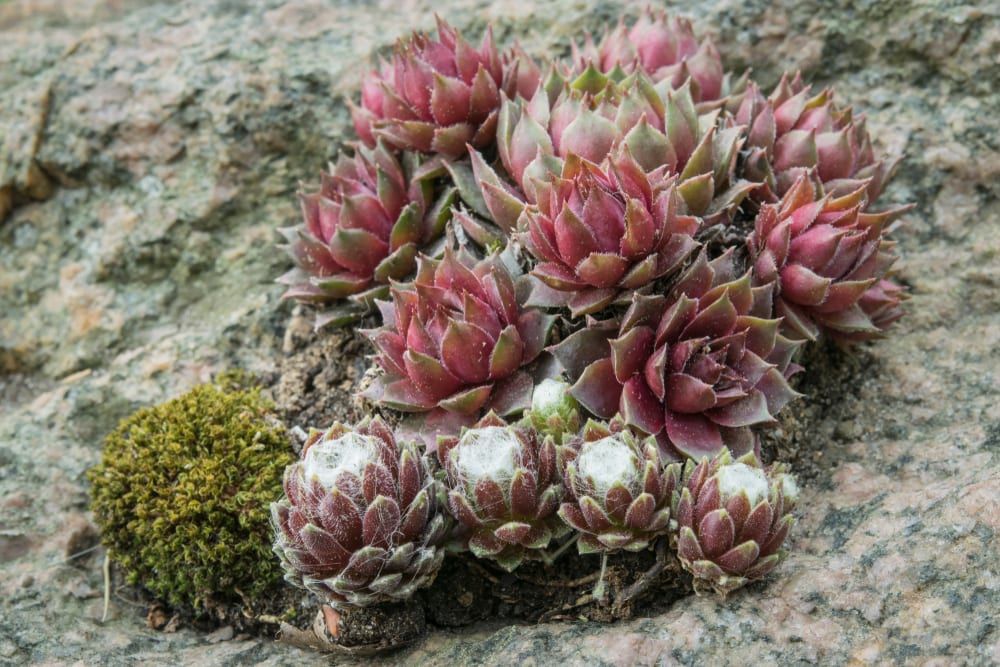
[273,9,910,609]
[271,417,449,607]
[271,413,795,606]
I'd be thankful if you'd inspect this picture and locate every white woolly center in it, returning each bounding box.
[780,473,799,505]
[453,426,520,486]
[302,433,379,490]
[532,378,569,414]
[714,463,769,507]
[577,436,640,496]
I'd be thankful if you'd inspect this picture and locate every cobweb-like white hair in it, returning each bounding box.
[452,426,521,489]
[302,433,378,490]
[714,462,769,506]
[576,436,641,496]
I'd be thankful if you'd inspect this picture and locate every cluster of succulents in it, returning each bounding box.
[90,7,909,630]
[271,407,799,611]
[269,8,909,611]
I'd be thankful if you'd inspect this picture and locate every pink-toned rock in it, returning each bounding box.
[0,0,997,665]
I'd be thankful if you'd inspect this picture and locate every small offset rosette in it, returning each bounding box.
[557,417,680,554]
[349,17,538,157]
[271,417,448,608]
[437,412,568,571]
[675,450,798,597]
[277,141,447,326]
[571,7,725,104]
[748,173,906,342]
[525,378,581,444]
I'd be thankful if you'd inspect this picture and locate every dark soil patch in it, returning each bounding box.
[266,308,378,432]
[280,538,688,654]
[759,340,877,481]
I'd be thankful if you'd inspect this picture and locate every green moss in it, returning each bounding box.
[87,372,294,612]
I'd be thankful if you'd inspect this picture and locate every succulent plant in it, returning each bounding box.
[277,141,449,322]
[856,277,908,340]
[350,17,538,157]
[265,8,915,620]
[492,74,753,223]
[748,173,905,341]
[557,417,680,554]
[517,148,700,316]
[437,412,568,571]
[271,417,448,607]
[553,250,801,460]
[676,451,798,596]
[572,8,726,104]
[526,378,581,443]
[732,74,900,205]
[362,249,556,445]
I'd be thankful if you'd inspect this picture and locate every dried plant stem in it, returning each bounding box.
[514,570,601,588]
[613,539,669,612]
[101,554,111,623]
[541,533,579,565]
[592,552,609,602]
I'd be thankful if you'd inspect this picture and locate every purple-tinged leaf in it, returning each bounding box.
[510,469,538,519]
[621,376,666,435]
[449,490,485,528]
[624,493,656,530]
[717,540,760,574]
[579,495,613,531]
[698,508,735,559]
[320,488,363,552]
[569,359,622,419]
[363,496,402,550]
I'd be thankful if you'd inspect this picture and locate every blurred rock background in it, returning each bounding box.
[1,0,997,664]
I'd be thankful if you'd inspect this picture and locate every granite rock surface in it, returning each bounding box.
[1,0,998,665]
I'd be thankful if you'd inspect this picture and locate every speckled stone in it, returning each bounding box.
[1,0,997,665]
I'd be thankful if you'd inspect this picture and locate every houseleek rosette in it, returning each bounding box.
[676,450,798,596]
[437,412,568,571]
[271,417,448,607]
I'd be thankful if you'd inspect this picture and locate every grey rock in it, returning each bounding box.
[1,0,998,665]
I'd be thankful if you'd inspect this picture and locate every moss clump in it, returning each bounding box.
[87,372,295,612]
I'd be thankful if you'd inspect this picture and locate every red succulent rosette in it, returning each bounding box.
[557,416,680,554]
[489,74,753,223]
[270,417,448,607]
[437,412,567,571]
[675,450,798,596]
[277,141,446,320]
[732,74,902,205]
[517,148,699,317]
[553,250,801,460]
[748,173,907,341]
[362,249,555,447]
[350,17,539,157]
[571,7,725,104]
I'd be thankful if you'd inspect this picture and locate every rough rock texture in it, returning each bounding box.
[1,0,998,665]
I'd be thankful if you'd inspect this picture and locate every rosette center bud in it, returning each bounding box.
[713,462,769,508]
[576,436,642,498]
[302,433,378,489]
[451,426,520,488]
